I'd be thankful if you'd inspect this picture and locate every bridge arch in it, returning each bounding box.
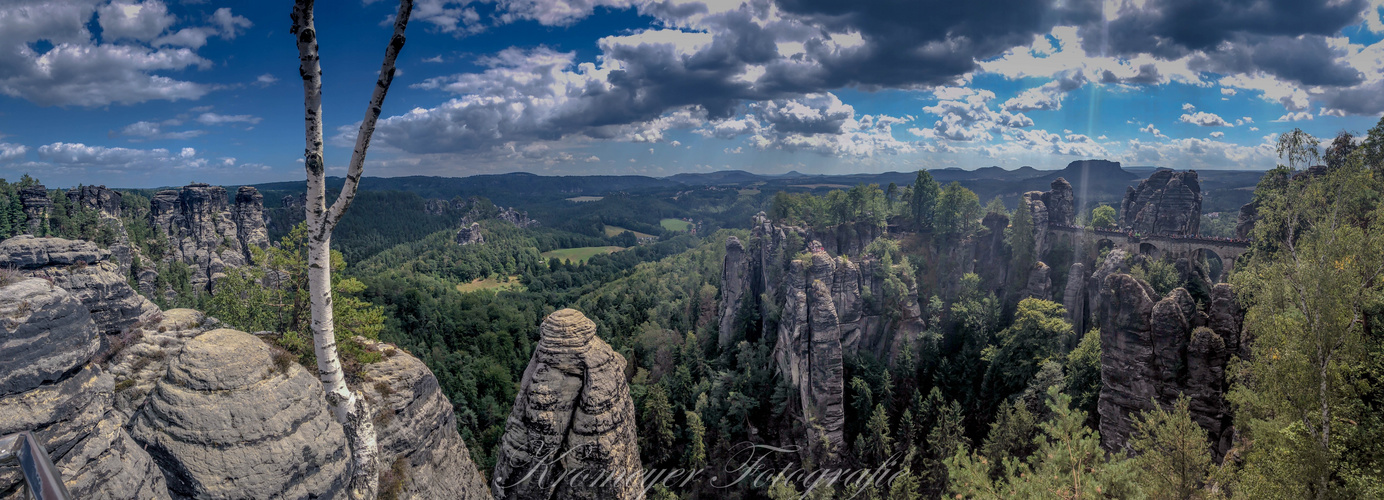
[1139,242,1159,258]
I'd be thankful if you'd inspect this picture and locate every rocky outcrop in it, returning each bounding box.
[1062,263,1088,334]
[718,236,749,347]
[359,339,490,500]
[1096,271,1243,458]
[149,184,269,292]
[65,185,122,219]
[774,251,848,463]
[18,185,50,234]
[1023,261,1052,300]
[1044,177,1076,226]
[456,222,485,246]
[493,309,642,500]
[129,328,350,499]
[0,278,169,500]
[0,279,101,396]
[0,236,159,336]
[424,198,466,216]
[1120,170,1202,236]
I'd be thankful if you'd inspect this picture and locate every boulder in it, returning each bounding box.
[18,185,50,234]
[492,309,642,500]
[129,329,350,499]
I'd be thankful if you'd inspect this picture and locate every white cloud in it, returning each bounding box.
[255,74,278,87]
[0,1,251,107]
[1274,111,1314,122]
[1141,124,1166,138]
[0,143,27,162]
[34,142,217,172]
[1182,103,1196,112]
[98,1,176,42]
[117,120,205,140]
[921,87,1032,142]
[196,113,261,125]
[1220,88,1237,96]
[1210,131,1224,138]
[1179,111,1232,127]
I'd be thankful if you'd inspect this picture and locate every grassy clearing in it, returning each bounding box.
[566,196,604,202]
[603,226,656,239]
[541,246,625,264]
[456,276,525,293]
[660,218,692,232]
[737,188,761,196]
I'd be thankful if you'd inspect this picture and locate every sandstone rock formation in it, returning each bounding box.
[1120,170,1202,236]
[774,252,848,462]
[0,236,159,336]
[718,236,749,347]
[129,328,350,499]
[149,184,269,292]
[456,222,485,245]
[1062,263,1088,334]
[1096,271,1243,458]
[65,185,122,219]
[359,339,491,500]
[1022,261,1052,300]
[0,278,169,500]
[493,309,642,500]
[18,185,50,234]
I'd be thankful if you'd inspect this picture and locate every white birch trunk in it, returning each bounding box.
[292,0,412,497]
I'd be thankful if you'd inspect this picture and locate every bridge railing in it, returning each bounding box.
[0,431,72,500]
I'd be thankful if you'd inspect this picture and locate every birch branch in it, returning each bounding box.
[326,0,415,229]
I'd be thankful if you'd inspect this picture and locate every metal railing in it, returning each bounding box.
[0,431,72,500]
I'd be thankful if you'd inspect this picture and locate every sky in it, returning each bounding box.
[2,0,1384,188]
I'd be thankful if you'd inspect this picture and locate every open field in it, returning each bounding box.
[603,226,656,239]
[456,275,525,293]
[660,218,692,232]
[566,196,604,202]
[541,246,625,264]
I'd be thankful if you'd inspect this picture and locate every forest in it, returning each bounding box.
[1,122,1380,499]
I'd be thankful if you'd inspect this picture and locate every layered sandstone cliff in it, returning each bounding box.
[1120,170,1202,236]
[149,184,269,293]
[493,309,642,500]
[1096,262,1243,458]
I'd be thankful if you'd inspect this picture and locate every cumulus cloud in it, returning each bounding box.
[1142,124,1167,138]
[1275,111,1314,122]
[1180,111,1233,127]
[0,0,251,107]
[920,87,1032,142]
[34,142,213,172]
[0,143,27,162]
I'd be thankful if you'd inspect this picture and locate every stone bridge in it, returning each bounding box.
[1047,225,1250,274]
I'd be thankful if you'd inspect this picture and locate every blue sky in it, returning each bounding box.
[2,0,1383,188]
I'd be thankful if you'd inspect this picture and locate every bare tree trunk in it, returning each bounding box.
[291,1,412,498]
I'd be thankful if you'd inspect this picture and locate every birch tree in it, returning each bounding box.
[290,1,412,497]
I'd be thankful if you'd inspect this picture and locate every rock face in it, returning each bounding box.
[1120,170,1202,236]
[1022,261,1052,300]
[0,236,160,335]
[1096,272,1243,458]
[65,185,122,219]
[717,215,925,464]
[718,236,749,347]
[1044,177,1076,226]
[456,222,485,246]
[359,339,491,500]
[1062,263,1088,334]
[774,252,848,462]
[493,309,642,500]
[0,278,169,500]
[18,185,50,234]
[129,328,350,499]
[149,184,269,292]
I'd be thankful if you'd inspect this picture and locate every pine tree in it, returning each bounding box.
[684,410,707,470]
[641,384,676,465]
[1131,396,1211,500]
[910,170,939,231]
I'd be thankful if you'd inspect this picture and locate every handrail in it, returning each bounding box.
[0,431,72,500]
